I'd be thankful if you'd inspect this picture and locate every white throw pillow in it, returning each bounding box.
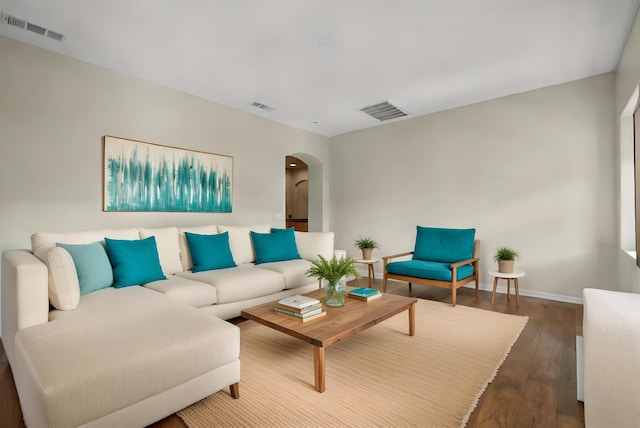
[294,231,334,261]
[217,224,270,264]
[33,246,81,311]
[178,225,219,271]
[139,227,183,275]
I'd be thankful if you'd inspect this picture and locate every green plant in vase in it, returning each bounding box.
[353,236,380,260]
[493,246,520,273]
[306,255,361,307]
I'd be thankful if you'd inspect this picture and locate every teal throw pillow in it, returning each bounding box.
[251,228,301,264]
[184,231,237,272]
[270,227,294,233]
[413,226,476,263]
[56,241,114,295]
[104,236,166,288]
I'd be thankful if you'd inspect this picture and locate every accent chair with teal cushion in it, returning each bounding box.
[383,226,480,307]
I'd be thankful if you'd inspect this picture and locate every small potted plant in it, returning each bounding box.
[493,246,520,273]
[353,236,380,260]
[306,255,361,307]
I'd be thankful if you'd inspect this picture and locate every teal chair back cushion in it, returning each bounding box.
[413,226,475,263]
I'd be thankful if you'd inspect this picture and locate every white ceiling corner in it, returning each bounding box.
[0,0,638,137]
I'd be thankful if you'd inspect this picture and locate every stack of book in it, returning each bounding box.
[348,287,382,301]
[275,295,326,322]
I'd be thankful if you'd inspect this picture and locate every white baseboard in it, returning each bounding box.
[370,272,584,305]
[467,282,584,305]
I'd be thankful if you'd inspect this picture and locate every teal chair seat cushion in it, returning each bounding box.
[386,260,474,282]
[413,226,475,263]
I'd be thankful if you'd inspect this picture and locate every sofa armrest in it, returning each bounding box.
[2,250,49,364]
[333,249,346,259]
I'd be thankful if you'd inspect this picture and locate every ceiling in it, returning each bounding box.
[1,0,639,137]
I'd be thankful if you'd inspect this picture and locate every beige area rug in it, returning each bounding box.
[178,299,528,428]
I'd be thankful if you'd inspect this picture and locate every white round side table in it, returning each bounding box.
[488,270,525,307]
[354,258,380,288]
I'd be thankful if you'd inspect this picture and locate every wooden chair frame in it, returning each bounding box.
[382,240,480,307]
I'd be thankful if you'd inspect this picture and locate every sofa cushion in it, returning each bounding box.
[184,231,237,272]
[175,265,285,304]
[413,226,475,263]
[36,286,239,428]
[31,228,140,252]
[139,227,183,275]
[217,224,270,264]
[104,237,166,288]
[33,246,81,311]
[56,242,113,296]
[178,225,219,271]
[386,259,474,281]
[294,231,334,261]
[254,259,314,289]
[144,275,217,307]
[251,229,301,264]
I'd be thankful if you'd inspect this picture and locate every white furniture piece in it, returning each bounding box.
[488,270,525,307]
[2,225,344,427]
[354,258,380,288]
[582,288,640,428]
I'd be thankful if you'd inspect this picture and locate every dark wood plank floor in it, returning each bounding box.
[0,279,584,427]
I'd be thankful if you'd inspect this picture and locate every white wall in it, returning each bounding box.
[0,34,330,255]
[616,6,640,293]
[329,73,617,300]
[0,35,331,331]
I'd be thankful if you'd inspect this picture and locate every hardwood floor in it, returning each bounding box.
[0,279,584,427]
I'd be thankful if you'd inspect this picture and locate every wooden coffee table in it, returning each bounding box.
[240,288,417,392]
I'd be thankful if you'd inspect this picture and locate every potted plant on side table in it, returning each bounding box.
[353,236,380,260]
[306,255,361,307]
[493,246,520,273]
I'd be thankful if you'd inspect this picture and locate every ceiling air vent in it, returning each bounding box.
[26,22,46,36]
[1,11,65,41]
[360,101,408,121]
[46,30,64,41]
[251,101,275,113]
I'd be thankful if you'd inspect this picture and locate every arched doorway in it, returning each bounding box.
[285,156,308,231]
[285,153,324,231]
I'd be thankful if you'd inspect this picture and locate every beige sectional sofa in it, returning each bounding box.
[1,224,342,427]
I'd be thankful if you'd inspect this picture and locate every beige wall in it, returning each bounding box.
[616,6,640,293]
[330,73,617,300]
[0,34,329,254]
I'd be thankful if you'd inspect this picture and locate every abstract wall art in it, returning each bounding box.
[103,136,233,212]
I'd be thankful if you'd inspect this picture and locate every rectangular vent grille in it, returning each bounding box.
[1,11,65,41]
[251,101,275,112]
[360,101,408,121]
[26,22,46,35]
[46,30,64,41]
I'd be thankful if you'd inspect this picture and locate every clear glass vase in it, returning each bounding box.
[325,277,347,307]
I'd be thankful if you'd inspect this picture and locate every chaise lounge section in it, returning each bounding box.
[2,224,342,427]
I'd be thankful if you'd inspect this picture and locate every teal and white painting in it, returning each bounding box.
[103,136,232,212]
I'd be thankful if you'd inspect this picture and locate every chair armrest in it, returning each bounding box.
[382,251,414,264]
[450,257,479,269]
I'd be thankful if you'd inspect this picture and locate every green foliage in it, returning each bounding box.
[493,246,520,262]
[353,236,380,250]
[306,255,362,284]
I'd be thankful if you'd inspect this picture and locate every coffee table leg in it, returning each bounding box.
[409,302,416,336]
[314,346,325,392]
